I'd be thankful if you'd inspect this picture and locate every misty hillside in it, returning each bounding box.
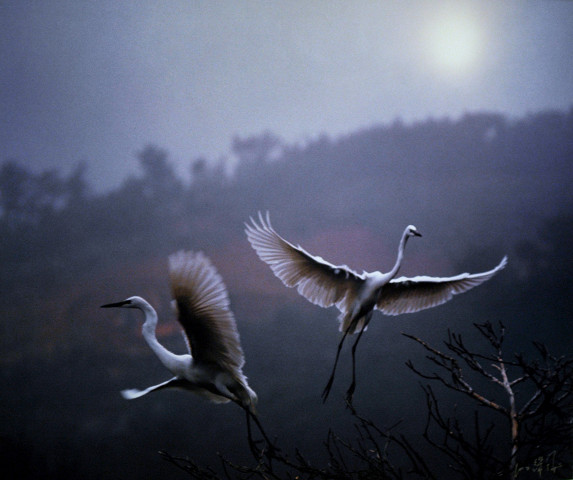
[1,109,572,479]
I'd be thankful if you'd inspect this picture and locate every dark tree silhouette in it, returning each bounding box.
[232,131,282,166]
[404,322,572,479]
[0,160,89,227]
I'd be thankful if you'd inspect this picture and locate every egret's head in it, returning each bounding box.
[100,296,148,309]
[406,225,422,237]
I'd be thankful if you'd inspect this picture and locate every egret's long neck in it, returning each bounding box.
[138,301,185,374]
[389,229,409,279]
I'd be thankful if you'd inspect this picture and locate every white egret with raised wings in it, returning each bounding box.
[101,250,257,412]
[99,249,280,460]
[245,212,507,402]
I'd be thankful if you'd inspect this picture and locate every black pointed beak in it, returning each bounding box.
[414,231,422,237]
[100,300,131,308]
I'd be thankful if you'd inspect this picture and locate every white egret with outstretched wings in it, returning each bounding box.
[245,212,507,402]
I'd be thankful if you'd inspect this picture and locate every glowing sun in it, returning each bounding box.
[426,12,482,75]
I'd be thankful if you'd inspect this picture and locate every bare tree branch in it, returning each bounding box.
[164,321,572,480]
[404,321,572,480]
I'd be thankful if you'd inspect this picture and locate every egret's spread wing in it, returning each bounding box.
[245,212,365,312]
[377,256,507,315]
[168,251,245,371]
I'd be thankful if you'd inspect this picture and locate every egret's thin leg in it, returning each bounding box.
[245,408,263,459]
[321,328,350,403]
[345,323,368,404]
[250,411,277,456]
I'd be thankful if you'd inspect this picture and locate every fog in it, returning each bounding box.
[1,109,572,478]
[1,1,572,190]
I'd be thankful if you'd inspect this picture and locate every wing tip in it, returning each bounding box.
[499,255,508,269]
[168,249,231,310]
[168,249,209,271]
[245,210,272,229]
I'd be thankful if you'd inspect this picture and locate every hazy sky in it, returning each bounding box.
[1,1,572,189]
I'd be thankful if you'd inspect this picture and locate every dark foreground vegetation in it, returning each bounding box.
[163,321,572,479]
[1,109,572,478]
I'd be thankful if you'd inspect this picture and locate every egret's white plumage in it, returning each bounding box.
[245,212,507,401]
[101,250,257,413]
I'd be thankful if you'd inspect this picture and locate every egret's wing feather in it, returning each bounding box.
[245,212,365,312]
[377,256,507,315]
[168,251,245,371]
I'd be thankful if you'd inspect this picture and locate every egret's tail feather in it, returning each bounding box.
[338,311,368,335]
[120,377,182,400]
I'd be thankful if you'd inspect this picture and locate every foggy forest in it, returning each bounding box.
[1,109,572,479]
